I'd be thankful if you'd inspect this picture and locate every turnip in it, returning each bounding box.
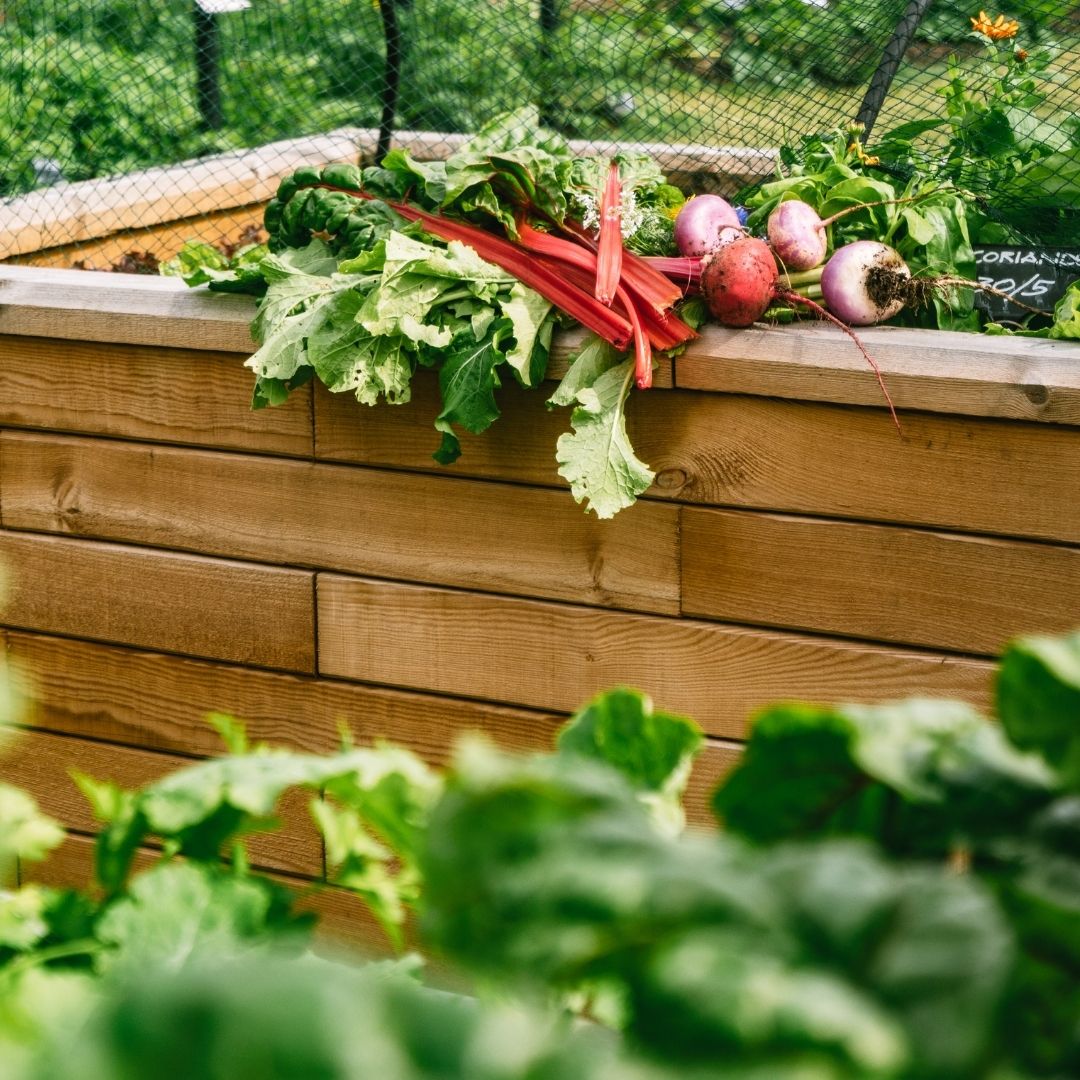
[767,200,829,273]
[674,195,742,258]
[766,193,941,273]
[818,240,1051,328]
[820,241,910,326]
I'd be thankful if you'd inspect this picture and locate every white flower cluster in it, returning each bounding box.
[571,189,645,240]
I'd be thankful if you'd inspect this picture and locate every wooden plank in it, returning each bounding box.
[0,268,255,352]
[0,335,310,456]
[4,630,563,762]
[316,381,1080,545]
[1,126,771,259]
[4,631,729,828]
[0,433,680,615]
[0,533,315,672]
[650,395,1080,544]
[682,509,1080,656]
[7,265,1080,422]
[676,322,1080,426]
[1,128,367,258]
[0,729,320,876]
[15,206,267,271]
[315,373,570,485]
[317,576,994,740]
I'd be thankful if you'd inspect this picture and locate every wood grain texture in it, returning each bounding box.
[676,322,1080,425]
[0,267,255,352]
[4,631,562,762]
[14,206,267,271]
[317,381,1080,545]
[3,631,727,827]
[1,729,321,876]
[682,509,1080,656]
[0,432,680,615]
[643,395,1080,544]
[0,532,315,672]
[0,335,310,456]
[317,576,994,739]
[8,264,1080,421]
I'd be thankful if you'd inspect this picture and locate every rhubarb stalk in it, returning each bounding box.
[595,161,623,306]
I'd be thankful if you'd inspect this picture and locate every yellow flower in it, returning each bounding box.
[970,10,1020,39]
[847,141,881,167]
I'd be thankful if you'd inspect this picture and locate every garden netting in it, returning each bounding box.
[2,0,1079,259]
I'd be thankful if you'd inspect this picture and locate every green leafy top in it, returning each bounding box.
[558,687,702,834]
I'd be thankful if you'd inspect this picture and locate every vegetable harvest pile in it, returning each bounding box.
[170,89,1080,516]
[173,111,712,519]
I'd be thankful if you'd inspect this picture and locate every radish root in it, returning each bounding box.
[775,288,901,434]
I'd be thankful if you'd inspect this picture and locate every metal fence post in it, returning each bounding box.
[538,0,559,128]
[377,0,403,162]
[856,0,934,141]
[193,4,223,131]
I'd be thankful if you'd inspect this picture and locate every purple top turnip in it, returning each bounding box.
[821,241,910,326]
[767,199,829,273]
[674,195,742,257]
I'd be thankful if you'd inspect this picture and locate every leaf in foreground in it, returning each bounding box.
[557,687,702,834]
[997,630,1080,785]
[713,698,1054,853]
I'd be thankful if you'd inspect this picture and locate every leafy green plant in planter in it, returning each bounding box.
[874,14,1080,245]
[3,629,1080,1076]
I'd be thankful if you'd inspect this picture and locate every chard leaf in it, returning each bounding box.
[378,148,448,204]
[247,241,348,381]
[433,321,511,463]
[547,334,621,407]
[501,282,554,387]
[555,358,654,519]
[308,291,413,405]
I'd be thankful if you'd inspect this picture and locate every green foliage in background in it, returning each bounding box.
[2,627,1080,1076]
[10,0,1080,204]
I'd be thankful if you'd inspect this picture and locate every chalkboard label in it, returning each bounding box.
[974,245,1080,322]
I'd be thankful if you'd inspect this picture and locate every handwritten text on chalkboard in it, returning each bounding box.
[973,245,1080,321]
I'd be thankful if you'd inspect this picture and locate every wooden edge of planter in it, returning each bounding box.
[0,127,780,260]
[1,263,1078,424]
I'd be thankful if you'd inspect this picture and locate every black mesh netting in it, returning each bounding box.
[2,0,1079,258]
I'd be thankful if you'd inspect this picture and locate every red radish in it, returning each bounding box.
[820,241,910,325]
[674,194,742,257]
[700,235,778,327]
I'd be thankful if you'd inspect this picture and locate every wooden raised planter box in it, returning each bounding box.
[1,264,1078,943]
